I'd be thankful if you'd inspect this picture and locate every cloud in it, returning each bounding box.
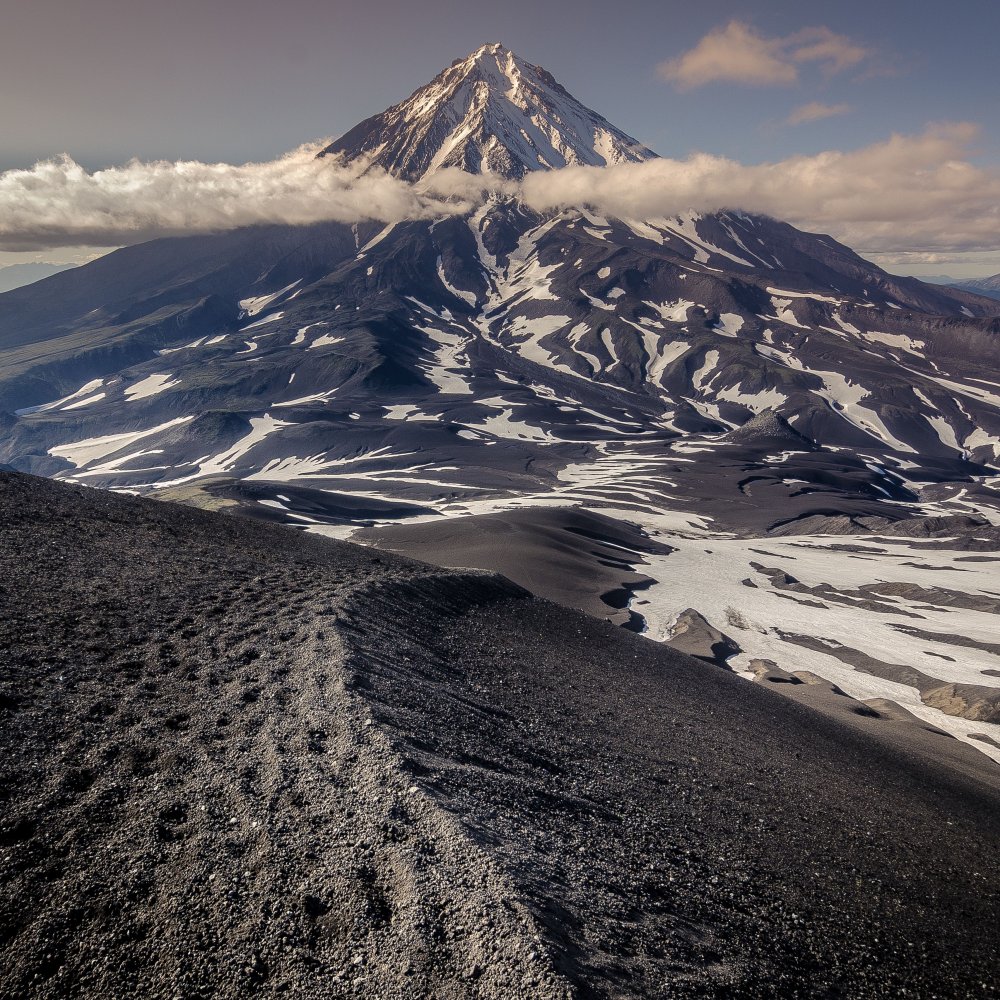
[0,144,485,251]
[658,22,796,88]
[785,101,851,126]
[789,28,869,75]
[518,123,1000,254]
[659,21,871,89]
[1,124,998,257]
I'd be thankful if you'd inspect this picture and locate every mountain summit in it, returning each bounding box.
[321,42,657,180]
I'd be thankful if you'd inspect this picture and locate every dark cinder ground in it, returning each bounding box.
[1,471,999,999]
[360,507,673,628]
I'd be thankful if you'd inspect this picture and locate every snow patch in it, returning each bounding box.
[124,373,181,401]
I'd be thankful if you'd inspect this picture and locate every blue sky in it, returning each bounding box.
[1,0,998,276]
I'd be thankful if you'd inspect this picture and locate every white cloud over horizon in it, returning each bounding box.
[0,124,998,260]
[657,22,871,89]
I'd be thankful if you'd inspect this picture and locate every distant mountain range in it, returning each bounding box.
[0,261,76,294]
[951,273,1000,301]
[879,273,1000,302]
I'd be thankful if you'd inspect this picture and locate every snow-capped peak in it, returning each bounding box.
[322,43,658,180]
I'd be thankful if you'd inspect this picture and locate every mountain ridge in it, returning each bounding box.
[951,272,1000,301]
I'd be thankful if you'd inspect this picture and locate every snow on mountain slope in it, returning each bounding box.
[6,205,997,515]
[322,42,657,180]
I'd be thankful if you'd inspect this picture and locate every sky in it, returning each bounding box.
[1,0,998,277]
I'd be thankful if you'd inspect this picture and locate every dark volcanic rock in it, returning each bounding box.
[664,608,742,668]
[724,409,816,450]
[769,512,1000,548]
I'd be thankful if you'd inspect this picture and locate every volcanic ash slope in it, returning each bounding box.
[1,471,999,999]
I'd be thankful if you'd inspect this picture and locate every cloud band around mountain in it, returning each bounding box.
[1,124,997,257]
[0,145,487,251]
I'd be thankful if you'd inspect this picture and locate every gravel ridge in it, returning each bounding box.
[0,473,569,998]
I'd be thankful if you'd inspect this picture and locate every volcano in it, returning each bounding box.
[1,43,1000,761]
